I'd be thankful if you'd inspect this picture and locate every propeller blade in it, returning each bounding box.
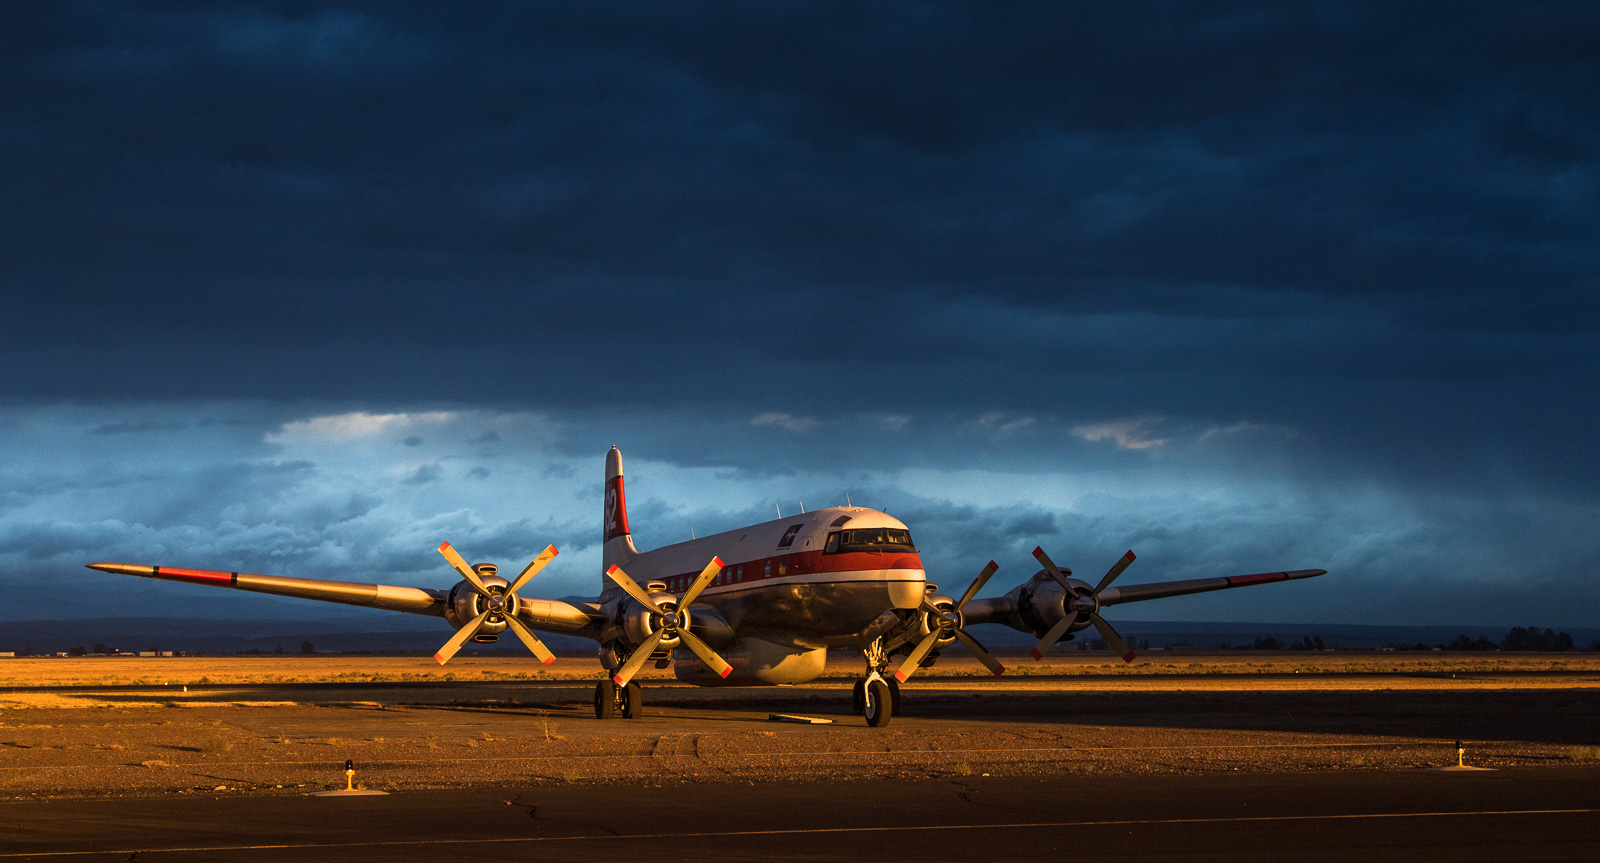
[605,564,665,614]
[953,561,999,611]
[611,629,665,687]
[952,628,1005,677]
[1090,613,1136,663]
[1093,549,1136,596]
[506,545,559,596]
[439,542,491,596]
[503,615,556,667]
[678,557,724,608]
[433,610,490,665]
[893,629,943,683]
[1031,546,1074,593]
[1029,612,1079,661]
[677,629,733,679]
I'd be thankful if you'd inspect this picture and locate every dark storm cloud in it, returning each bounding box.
[1,5,1596,625]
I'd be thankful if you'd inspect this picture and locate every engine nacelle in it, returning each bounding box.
[915,586,960,650]
[1007,570,1096,637]
[613,582,684,651]
[444,569,512,642]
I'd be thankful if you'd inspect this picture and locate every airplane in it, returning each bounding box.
[87,446,1326,727]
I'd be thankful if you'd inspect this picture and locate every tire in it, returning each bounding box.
[863,678,892,728]
[887,676,901,716]
[593,679,616,720]
[851,679,866,715]
[623,682,644,719]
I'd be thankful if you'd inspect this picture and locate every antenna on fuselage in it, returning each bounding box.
[799,501,805,513]
[776,503,781,518]
[846,492,851,507]
[691,526,696,539]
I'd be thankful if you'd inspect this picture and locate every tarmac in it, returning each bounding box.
[2,767,1596,861]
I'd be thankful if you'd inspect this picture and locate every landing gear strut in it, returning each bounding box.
[854,638,901,727]
[594,679,644,719]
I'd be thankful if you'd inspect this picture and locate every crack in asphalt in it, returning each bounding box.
[514,794,619,837]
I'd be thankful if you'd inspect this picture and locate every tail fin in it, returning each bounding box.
[603,446,639,577]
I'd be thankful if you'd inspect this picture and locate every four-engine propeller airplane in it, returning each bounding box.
[88,446,1326,726]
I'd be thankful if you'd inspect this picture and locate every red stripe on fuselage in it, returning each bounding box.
[152,566,237,586]
[601,550,925,600]
[1225,572,1287,587]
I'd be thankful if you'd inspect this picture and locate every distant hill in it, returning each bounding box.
[1,617,1594,656]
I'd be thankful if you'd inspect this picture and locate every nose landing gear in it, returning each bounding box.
[853,639,902,727]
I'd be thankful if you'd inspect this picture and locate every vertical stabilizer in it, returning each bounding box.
[603,446,639,576]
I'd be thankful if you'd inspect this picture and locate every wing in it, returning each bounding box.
[1097,569,1326,607]
[84,561,600,636]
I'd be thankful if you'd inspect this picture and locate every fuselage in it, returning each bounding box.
[603,506,927,653]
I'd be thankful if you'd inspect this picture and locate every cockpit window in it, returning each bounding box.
[824,528,916,553]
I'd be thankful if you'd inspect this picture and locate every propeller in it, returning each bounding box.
[605,557,734,687]
[433,542,560,665]
[1030,546,1137,662]
[894,561,1005,682]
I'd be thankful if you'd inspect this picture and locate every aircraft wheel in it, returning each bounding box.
[863,678,892,728]
[622,682,644,719]
[593,679,616,720]
[887,676,901,716]
[851,679,866,715]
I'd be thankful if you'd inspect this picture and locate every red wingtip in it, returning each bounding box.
[993,665,1006,677]
[1029,648,1044,661]
[719,667,732,679]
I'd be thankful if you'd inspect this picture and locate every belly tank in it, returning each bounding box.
[674,637,827,686]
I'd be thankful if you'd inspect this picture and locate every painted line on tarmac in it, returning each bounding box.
[4,808,1597,858]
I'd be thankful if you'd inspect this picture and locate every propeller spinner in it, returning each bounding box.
[434,542,559,665]
[1030,546,1137,662]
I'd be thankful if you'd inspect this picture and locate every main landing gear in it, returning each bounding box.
[852,639,902,727]
[593,679,644,719]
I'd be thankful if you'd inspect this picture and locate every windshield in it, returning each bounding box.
[825,527,917,554]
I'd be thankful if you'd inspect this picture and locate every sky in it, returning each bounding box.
[1,3,1597,627]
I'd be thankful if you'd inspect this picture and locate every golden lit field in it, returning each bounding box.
[1,651,1597,691]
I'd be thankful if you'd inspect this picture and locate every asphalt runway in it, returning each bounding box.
[3,767,1596,862]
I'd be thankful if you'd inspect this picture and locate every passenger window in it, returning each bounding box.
[763,560,771,577]
[777,558,787,576]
